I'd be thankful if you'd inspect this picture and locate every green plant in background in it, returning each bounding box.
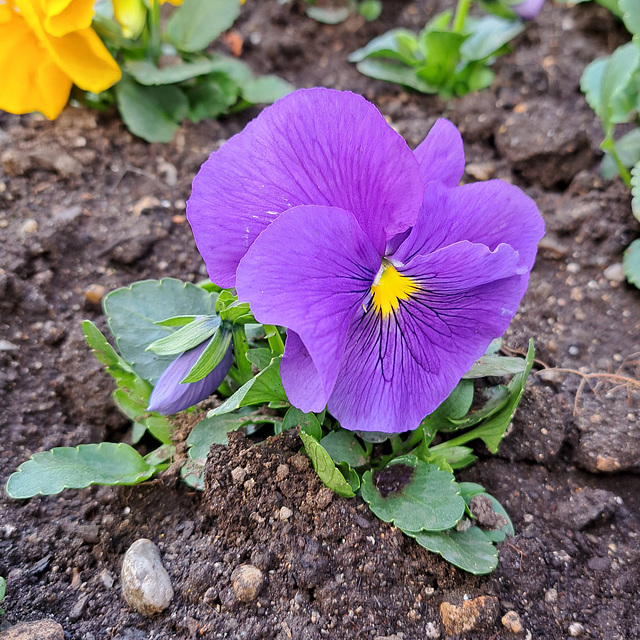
[93,0,294,142]
[0,576,5,617]
[348,0,540,99]
[579,0,640,287]
[302,0,382,24]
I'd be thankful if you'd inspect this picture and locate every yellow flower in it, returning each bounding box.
[112,0,182,39]
[0,0,121,119]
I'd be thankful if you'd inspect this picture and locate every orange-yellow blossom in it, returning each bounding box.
[0,0,121,120]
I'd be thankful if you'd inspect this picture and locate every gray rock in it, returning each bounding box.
[0,620,64,640]
[121,539,173,616]
[554,487,621,530]
[494,98,595,188]
[574,393,640,473]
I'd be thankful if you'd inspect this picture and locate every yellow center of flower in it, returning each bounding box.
[371,261,417,317]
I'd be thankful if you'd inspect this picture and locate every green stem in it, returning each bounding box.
[232,325,253,385]
[376,427,425,468]
[601,133,631,187]
[452,0,471,33]
[264,325,285,355]
[148,0,162,64]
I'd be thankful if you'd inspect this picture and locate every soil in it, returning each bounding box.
[1,1,639,639]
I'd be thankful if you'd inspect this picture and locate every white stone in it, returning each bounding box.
[121,539,173,616]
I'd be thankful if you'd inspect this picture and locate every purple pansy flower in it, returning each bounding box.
[147,341,233,415]
[512,0,544,20]
[187,88,544,433]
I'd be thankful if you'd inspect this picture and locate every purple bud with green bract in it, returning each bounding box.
[147,340,233,415]
[512,0,544,20]
[188,88,544,433]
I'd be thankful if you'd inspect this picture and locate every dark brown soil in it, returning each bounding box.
[1,1,639,639]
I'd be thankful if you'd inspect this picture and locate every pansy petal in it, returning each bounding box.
[0,19,71,119]
[414,118,465,187]
[328,241,525,433]
[393,180,544,273]
[188,88,423,287]
[236,204,380,403]
[148,341,233,415]
[44,28,121,92]
[280,331,327,413]
[42,0,94,37]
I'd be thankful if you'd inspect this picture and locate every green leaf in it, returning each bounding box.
[115,77,189,143]
[601,129,640,180]
[411,526,498,575]
[358,0,382,21]
[338,461,361,491]
[281,407,322,440]
[417,30,465,89]
[185,73,240,123]
[440,386,510,432]
[349,28,422,65]
[0,576,5,602]
[182,329,233,383]
[428,445,477,470]
[451,340,535,453]
[147,315,221,356]
[241,75,295,105]
[246,348,274,370]
[460,16,524,61]
[620,0,640,37]
[6,443,159,499]
[125,58,226,85]
[600,43,640,130]
[355,59,437,93]
[623,238,640,289]
[187,413,255,462]
[82,320,130,372]
[580,56,608,119]
[103,279,218,385]
[437,379,475,420]
[463,354,528,378]
[155,315,198,327]
[167,0,241,52]
[299,431,355,498]
[306,4,351,23]
[632,161,640,222]
[361,456,465,532]
[210,356,287,415]
[320,430,367,467]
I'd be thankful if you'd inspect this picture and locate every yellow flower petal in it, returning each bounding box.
[112,0,146,38]
[45,27,122,93]
[42,0,94,37]
[0,18,72,118]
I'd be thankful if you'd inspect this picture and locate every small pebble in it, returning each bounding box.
[21,219,38,234]
[603,263,625,283]
[231,564,264,602]
[121,538,173,616]
[501,610,523,634]
[568,622,585,637]
[84,284,106,305]
[279,506,293,520]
